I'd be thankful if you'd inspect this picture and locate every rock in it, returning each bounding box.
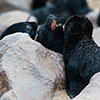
[0,90,18,100]
[85,10,99,28]
[0,0,32,11]
[93,27,100,46]
[87,0,100,10]
[72,72,100,100]
[0,0,17,14]
[0,10,37,35]
[0,69,9,98]
[53,90,71,100]
[0,33,68,100]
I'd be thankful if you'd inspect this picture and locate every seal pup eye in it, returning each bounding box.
[26,25,32,33]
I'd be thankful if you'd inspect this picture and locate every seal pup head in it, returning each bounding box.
[36,14,64,54]
[0,22,38,40]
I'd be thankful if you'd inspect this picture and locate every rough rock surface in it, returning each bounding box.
[0,26,100,100]
[53,90,70,100]
[73,72,100,100]
[0,0,32,12]
[0,10,37,35]
[0,33,70,100]
[0,0,18,14]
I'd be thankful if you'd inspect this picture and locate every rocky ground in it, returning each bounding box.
[0,0,100,100]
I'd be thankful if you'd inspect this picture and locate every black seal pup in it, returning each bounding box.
[63,14,100,98]
[97,12,100,26]
[31,0,46,9]
[0,22,38,40]
[36,14,64,54]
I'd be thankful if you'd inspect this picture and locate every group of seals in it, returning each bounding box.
[31,0,92,24]
[0,14,100,99]
[0,14,64,54]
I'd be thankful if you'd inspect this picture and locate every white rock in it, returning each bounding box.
[0,33,66,100]
[93,27,100,46]
[3,0,32,11]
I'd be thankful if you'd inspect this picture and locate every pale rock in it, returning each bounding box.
[0,10,37,35]
[0,0,16,14]
[53,90,71,100]
[0,33,67,100]
[85,10,99,27]
[93,27,100,46]
[1,90,17,100]
[1,0,32,11]
[73,72,100,100]
[87,0,100,10]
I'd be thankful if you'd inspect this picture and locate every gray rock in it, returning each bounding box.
[0,0,17,14]
[93,27,100,46]
[1,0,32,11]
[85,10,99,28]
[0,33,66,100]
[53,90,71,100]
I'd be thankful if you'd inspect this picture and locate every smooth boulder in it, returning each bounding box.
[0,33,69,100]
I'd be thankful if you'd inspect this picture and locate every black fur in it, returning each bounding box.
[31,0,46,9]
[31,4,70,25]
[63,14,100,98]
[97,12,100,26]
[66,0,91,15]
[36,14,64,54]
[0,22,38,40]
[0,14,64,54]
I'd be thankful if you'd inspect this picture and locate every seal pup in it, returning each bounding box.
[0,22,38,40]
[63,14,100,98]
[36,14,64,54]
